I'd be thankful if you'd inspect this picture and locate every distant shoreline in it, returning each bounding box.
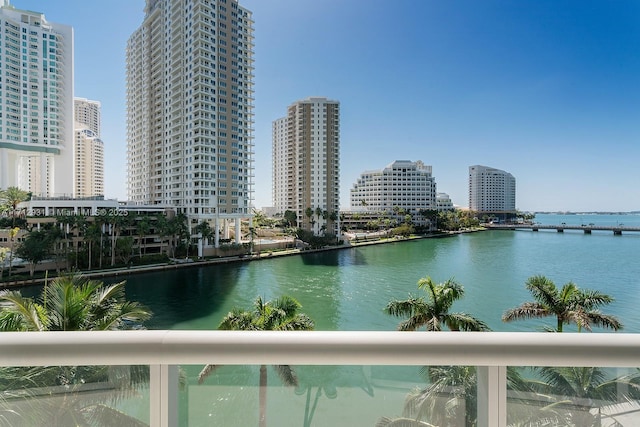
[534,211,640,215]
[0,230,478,290]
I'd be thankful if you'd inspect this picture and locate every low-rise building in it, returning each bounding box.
[350,160,437,227]
[436,192,455,211]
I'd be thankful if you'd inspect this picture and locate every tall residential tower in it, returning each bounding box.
[272,97,340,235]
[126,0,254,243]
[468,165,516,218]
[74,98,103,197]
[0,1,74,196]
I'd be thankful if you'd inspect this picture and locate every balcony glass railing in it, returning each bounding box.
[0,331,639,427]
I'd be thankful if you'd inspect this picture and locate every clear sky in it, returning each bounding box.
[13,0,640,212]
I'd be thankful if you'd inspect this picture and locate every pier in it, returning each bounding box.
[486,224,640,235]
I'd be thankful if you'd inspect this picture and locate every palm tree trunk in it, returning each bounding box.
[259,364,267,427]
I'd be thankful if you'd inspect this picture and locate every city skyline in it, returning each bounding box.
[12,0,640,212]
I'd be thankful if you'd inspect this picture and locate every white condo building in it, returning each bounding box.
[350,160,437,225]
[0,0,74,196]
[468,165,516,214]
[271,116,290,216]
[126,0,254,244]
[272,97,340,235]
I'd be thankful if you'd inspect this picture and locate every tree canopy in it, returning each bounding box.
[502,275,622,332]
[0,273,151,331]
[385,277,490,332]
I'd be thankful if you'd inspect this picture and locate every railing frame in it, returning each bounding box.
[1,330,639,427]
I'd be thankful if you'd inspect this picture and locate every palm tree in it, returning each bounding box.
[385,277,490,331]
[377,366,532,427]
[0,247,8,281]
[84,222,102,270]
[94,211,110,269]
[136,216,151,258]
[0,273,152,425]
[501,275,622,332]
[108,214,126,267]
[72,214,88,269]
[0,272,151,331]
[194,220,213,257]
[7,226,20,278]
[294,366,339,427]
[198,295,314,427]
[304,207,313,231]
[0,186,29,227]
[506,366,640,427]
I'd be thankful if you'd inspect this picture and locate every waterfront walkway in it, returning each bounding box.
[0,232,459,289]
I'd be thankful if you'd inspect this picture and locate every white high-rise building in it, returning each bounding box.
[0,1,74,196]
[350,160,437,226]
[74,98,103,198]
[272,97,340,235]
[126,0,254,244]
[468,165,516,214]
[271,116,291,216]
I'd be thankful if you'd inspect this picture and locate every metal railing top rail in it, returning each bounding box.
[1,330,639,368]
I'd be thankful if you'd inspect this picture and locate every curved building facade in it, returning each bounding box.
[468,165,516,216]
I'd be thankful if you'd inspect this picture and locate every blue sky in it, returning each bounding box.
[13,0,640,212]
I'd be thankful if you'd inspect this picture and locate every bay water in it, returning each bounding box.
[19,213,640,425]
[121,213,640,333]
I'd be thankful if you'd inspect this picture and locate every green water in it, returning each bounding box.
[122,221,640,333]
[105,214,640,425]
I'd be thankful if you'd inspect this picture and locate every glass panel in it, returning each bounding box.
[0,365,149,426]
[182,364,477,426]
[507,366,640,426]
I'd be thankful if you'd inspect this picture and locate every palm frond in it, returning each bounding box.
[273,364,298,387]
[375,416,437,427]
[502,303,549,322]
[197,364,220,384]
[80,403,149,427]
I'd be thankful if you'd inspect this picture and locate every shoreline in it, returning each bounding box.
[0,229,481,289]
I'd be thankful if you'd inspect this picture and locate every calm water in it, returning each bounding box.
[22,213,640,425]
[117,213,640,333]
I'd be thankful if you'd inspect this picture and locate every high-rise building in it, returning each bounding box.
[468,165,516,216]
[271,116,291,216]
[74,98,100,135]
[73,126,103,198]
[74,98,103,198]
[350,160,437,226]
[272,97,340,235]
[0,1,74,196]
[126,0,254,243]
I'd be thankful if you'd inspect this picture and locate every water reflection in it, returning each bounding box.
[300,248,368,266]
[123,265,247,329]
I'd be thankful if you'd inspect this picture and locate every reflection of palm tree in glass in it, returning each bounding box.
[294,365,338,427]
[377,366,531,427]
[0,273,152,426]
[198,296,314,427]
[518,366,640,427]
